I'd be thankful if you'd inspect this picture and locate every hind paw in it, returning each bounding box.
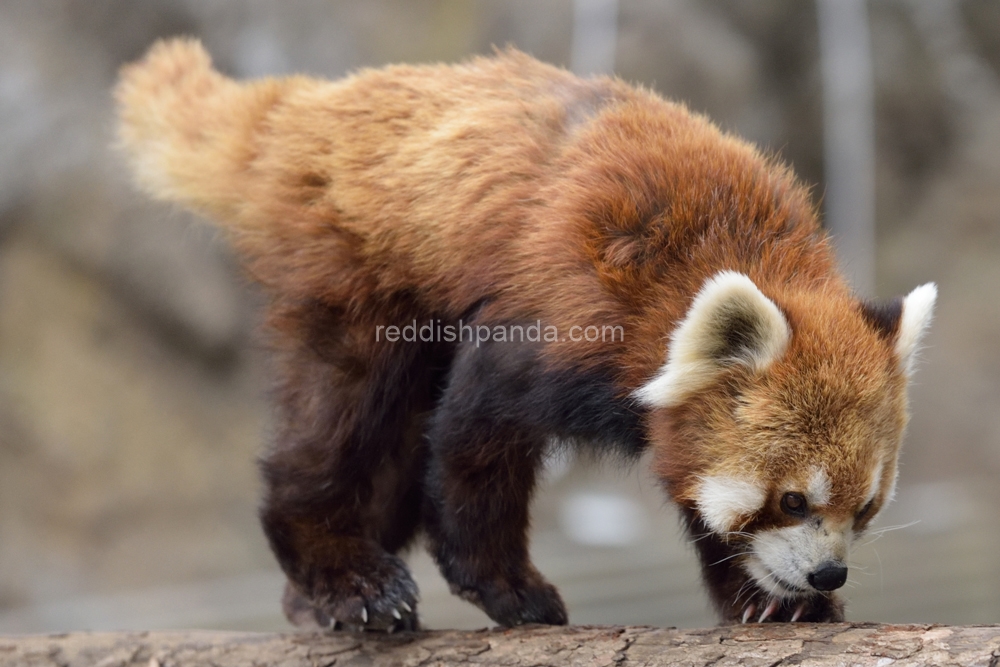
[282,552,420,633]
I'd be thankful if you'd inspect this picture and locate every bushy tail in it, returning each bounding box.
[115,38,288,221]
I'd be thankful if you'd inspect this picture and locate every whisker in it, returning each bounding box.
[733,585,754,608]
[866,520,921,536]
[710,550,751,567]
[736,567,778,607]
[855,530,892,550]
[873,547,884,597]
[732,575,759,607]
[688,530,754,545]
[688,531,716,543]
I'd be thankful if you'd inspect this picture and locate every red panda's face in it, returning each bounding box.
[637,272,937,599]
[676,374,905,600]
[715,336,910,598]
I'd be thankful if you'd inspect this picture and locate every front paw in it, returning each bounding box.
[284,551,420,632]
[731,592,844,624]
[455,571,568,627]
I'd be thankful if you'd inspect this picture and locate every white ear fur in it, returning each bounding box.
[635,271,791,407]
[896,283,937,376]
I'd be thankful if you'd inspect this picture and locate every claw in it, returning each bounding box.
[392,608,402,620]
[361,606,368,624]
[400,601,412,613]
[325,615,336,629]
[790,602,807,623]
[741,603,756,624]
[758,598,780,623]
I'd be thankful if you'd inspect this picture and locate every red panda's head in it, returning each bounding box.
[637,271,936,600]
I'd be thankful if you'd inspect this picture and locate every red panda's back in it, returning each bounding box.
[231,50,645,315]
[117,40,829,334]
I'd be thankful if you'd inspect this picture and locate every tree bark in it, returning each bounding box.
[1,624,998,667]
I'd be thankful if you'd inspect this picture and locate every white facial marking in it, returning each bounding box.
[806,468,832,507]
[865,460,884,506]
[635,271,790,407]
[748,523,849,598]
[897,283,937,376]
[885,464,899,505]
[863,459,898,523]
[696,475,766,535]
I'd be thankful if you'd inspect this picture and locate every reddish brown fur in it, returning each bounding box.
[116,39,918,629]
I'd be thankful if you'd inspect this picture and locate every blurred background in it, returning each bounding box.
[1,0,998,633]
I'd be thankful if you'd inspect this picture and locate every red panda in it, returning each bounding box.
[115,38,936,630]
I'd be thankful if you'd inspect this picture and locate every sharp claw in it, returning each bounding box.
[392,608,402,620]
[386,623,396,634]
[742,603,756,624]
[790,602,806,623]
[759,598,779,623]
[325,616,335,629]
[400,601,412,613]
[361,606,368,624]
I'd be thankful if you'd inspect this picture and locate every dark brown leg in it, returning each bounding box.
[259,303,443,632]
[422,343,567,627]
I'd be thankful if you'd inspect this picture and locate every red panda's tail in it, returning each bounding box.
[115,38,289,223]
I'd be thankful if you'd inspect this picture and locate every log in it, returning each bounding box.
[1,624,998,667]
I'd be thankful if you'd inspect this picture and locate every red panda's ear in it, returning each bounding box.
[858,296,903,341]
[895,283,937,376]
[635,271,790,408]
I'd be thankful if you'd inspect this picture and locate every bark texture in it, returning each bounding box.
[1,624,998,667]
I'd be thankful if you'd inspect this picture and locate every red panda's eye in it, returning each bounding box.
[780,492,808,517]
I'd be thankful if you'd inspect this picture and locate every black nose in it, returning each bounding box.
[808,562,848,591]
